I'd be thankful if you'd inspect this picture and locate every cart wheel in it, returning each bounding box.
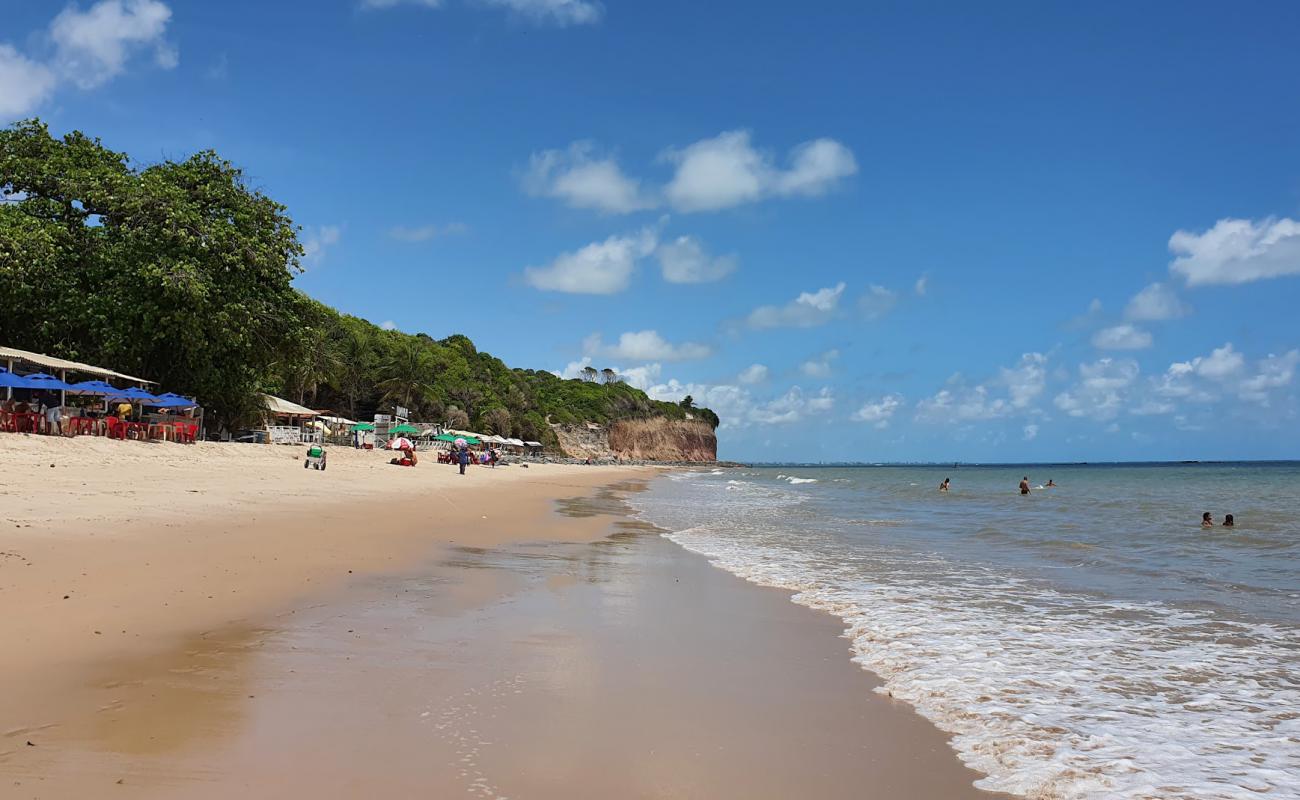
[321,460,327,471]
[304,459,310,469]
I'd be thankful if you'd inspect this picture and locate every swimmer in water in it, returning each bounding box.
[1222,514,1235,528]
[939,478,950,492]
[1201,512,1214,528]
[1019,476,1031,495]
[1045,479,1056,488]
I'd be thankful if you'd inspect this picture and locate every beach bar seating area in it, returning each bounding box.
[0,345,203,442]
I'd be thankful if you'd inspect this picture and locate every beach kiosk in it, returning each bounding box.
[261,393,321,444]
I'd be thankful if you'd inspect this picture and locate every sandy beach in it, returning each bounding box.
[1,436,1001,799]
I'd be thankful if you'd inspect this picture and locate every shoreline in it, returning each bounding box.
[2,437,1003,798]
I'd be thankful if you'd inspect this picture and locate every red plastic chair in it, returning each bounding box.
[105,416,126,440]
[183,423,199,444]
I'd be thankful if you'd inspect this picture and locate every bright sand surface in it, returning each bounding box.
[0,435,1006,799]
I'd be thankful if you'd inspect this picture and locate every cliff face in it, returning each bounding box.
[553,418,718,462]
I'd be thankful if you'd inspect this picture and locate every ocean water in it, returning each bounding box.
[628,463,1300,800]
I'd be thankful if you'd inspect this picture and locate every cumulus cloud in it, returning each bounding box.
[917,352,1048,423]
[380,320,398,330]
[662,130,856,212]
[51,0,175,89]
[645,380,833,428]
[1125,282,1189,321]
[301,225,342,268]
[1239,350,1300,404]
[1092,323,1153,350]
[1192,343,1245,381]
[0,0,174,121]
[583,330,711,362]
[556,357,662,389]
[364,0,600,25]
[0,46,57,119]
[360,0,443,8]
[858,284,898,320]
[523,142,654,213]
[746,282,845,329]
[851,395,902,428]
[914,274,929,296]
[800,349,839,378]
[388,222,467,242]
[737,364,768,385]
[1169,217,1300,286]
[524,228,656,294]
[1023,423,1039,441]
[656,235,738,284]
[480,0,603,25]
[1053,358,1140,421]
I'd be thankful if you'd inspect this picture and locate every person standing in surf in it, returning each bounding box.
[939,478,951,492]
[1019,477,1031,495]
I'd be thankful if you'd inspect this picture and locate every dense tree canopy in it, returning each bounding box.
[0,120,718,440]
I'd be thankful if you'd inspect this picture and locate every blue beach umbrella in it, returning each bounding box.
[150,395,198,408]
[0,368,26,388]
[107,387,161,403]
[15,372,74,391]
[67,379,120,395]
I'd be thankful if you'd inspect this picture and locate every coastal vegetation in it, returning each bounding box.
[0,120,717,445]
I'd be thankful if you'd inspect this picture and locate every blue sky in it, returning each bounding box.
[4,0,1300,462]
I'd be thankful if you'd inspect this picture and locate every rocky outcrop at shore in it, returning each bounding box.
[553,418,718,463]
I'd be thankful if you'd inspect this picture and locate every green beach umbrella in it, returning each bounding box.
[351,422,376,431]
[389,423,420,434]
[435,432,480,445]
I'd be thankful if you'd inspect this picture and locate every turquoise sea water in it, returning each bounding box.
[630,463,1300,800]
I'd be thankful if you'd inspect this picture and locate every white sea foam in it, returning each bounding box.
[634,471,1300,800]
[785,476,818,484]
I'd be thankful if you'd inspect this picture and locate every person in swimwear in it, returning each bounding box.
[1222,514,1234,528]
[939,478,950,492]
[1045,479,1056,488]
[1019,477,1031,495]
[1201,512,1214,528]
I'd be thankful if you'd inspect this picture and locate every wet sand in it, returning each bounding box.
[2,440,1005,798]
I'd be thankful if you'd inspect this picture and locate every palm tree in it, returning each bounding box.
[376,340,435,412]
[337,327,373,419]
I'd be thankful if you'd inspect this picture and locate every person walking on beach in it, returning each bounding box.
[1201,512,1214,528]
[457,445,469,475]
[1019,477,1031,495]
[939,478,950,492]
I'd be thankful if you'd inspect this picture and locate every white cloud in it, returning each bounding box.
[737,364,768,385]
[0,45,57,119]
[1239,350,1300,403]
[380,320,398,331]
[1193,343,1245,381]
[800,349,839,378]
[388,222,468,242]
[618,363,662,390]
[361,0,443,8]
[1125,282,1189,321]
[662,130,856,212]
[917,352,1049,423]
[1023,423,1039,441]
[914,274,929,296]
[646,380,832,428]
[851,395,902,428]
[301,225,342,268]
[51,0,174,89]
[656,235,737,283]
[524,228,656,294]
[1000,353,1048,408]
[523,142,654,213]
[583,330,711,362]
[480,0,603,25]
[858,284,898,320]
[1169,217,1300,286]
[746,282,845,329]
[1092,323,1153,350]
[0,0,173,121]
[1053,358,1139,421]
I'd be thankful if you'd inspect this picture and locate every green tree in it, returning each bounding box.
[0,119,305,427]
[376,339,436,412]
